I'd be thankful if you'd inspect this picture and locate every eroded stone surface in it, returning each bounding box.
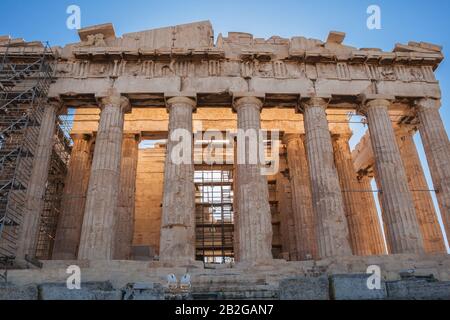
[0,284,38,300]
[279,276,329,300]
[39,282,122,300]
[386,278,450,300]
[330,274,387,300]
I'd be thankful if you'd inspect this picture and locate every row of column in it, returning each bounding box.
[17,93,449,264]
[281,96,449,259]
[355,97,449,254]
[52,93,140,261]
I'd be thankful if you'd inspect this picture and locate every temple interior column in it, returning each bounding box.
[355,174,386,255]
[275,153,298,261]
[284,134,317,260]
[16,102,58,260]
[396,126,446,253]
[234,96,273,264]
[159,96,196,265]
[78,91,130,260]
[114,133,140,260]
[361,97,424,254]
[52,133,93,260]
[333,133,377,256]
[415,98,450,244]
[232,138,240,262]
[301,97,352,258]
[372,170,394,253]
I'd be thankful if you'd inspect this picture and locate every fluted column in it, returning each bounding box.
[232,138,240,261]
[16,102,59,260]
[301,98,352,258]
[284,134,317,260]
[360,98,424,254]
[234,96,273,264]
[159,97,196,265]
[333,134,379,256]
[113,133,140,260]
[52,133,93,260]
[276,167,298,260]
[396,126,446,253]
[372,170,393,253]
[356,174,386,255]
[78,92,131,260]
[415,98,450,244]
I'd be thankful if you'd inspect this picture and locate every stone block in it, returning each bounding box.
[0,283,38,300]
[39,282,122,300]
[122,282,165,300]
[279,276,329,300]
[387,278,450,300]
[330,274,387,300]
[326,31,346,44]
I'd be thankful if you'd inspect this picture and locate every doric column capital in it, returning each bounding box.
[299,97,330,113]
[357,99,392,117]
[333,131,353,144]
[233,96,264,112]
[123,132,142,142]
[99,93,131,114]
[48,98,67,115]
[283,133,304,145]
[415,97,441,111]
[166,96,197,111]
[394,124,416,139]
[357,94,394,116]
[70,132,93,142]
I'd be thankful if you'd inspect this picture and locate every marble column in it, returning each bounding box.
[361,98,424,254]
[301,98,352,258]
[333,134,378,256]
[396,126,446,253]
[78,92,131,260]
[373,170,393,253]
[16,101,59,260]
[356,174,386,255]
[52,133,93,260]
[415,98,450,244]
[113,133,140,260]
[232,138,240,261]
[284,134,318,260]
[159,97,196,265]
[234,96,273,264]
[276,163,298,260]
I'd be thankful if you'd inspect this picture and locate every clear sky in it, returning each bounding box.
[1,0,449,250]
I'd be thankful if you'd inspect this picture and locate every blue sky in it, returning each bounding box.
[1,0,449,250]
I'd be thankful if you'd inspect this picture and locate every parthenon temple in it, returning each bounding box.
[0,21,449,300]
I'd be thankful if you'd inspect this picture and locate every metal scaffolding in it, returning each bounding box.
[35,123,71,260]
[195,167,235,264]
[0,40,68,262]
